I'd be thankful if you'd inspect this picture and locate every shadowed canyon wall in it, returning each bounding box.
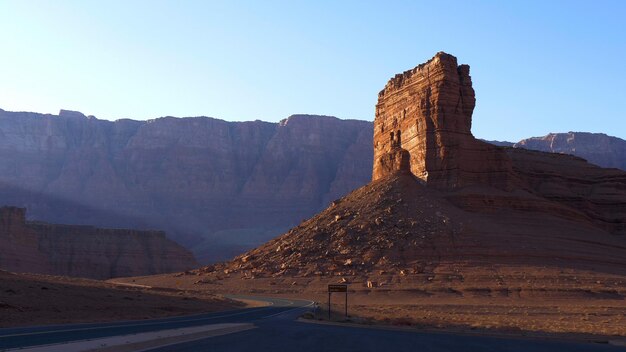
[0,206,196,279]
[0,109,373,262]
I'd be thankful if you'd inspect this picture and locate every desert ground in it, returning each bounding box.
[0,269,242,328]
[113,264,626,341]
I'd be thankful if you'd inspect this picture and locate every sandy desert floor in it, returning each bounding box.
[0,270,241,328]
[3,262,624,341]
[115,264,626,340]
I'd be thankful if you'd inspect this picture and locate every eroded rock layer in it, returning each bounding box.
[0,110,373,262]
[373,52,514,190]
[0,207,197,279]
[373,52,626,235]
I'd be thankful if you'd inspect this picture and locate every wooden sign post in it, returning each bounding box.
[327,284,348,319]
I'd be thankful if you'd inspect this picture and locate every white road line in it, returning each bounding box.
[0,306,273,339]
[8,323,255,352]
[260,301,315,319]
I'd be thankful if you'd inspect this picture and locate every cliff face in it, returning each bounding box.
[0,110,373,262]
[372,52,625,236]
[514,132,626,170]
[0,207,197,279]
[373,52,513,190]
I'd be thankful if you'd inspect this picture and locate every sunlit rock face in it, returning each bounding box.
[371,52,625,236]
[373,52,513,190]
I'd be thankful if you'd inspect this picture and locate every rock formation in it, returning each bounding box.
[205,52,626,280]
[372,52,625,235]
[0,207,197,279]
[221,172,626,278]
[0,111,372,262]
[372,52,514,190]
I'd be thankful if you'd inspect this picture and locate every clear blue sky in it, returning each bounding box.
[0,0,624,141]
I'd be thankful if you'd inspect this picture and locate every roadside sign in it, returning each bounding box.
[328,284,347,293]
[327,284,348,319]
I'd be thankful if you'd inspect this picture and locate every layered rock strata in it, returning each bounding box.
[373,52,625,235]
[0,207,197,279]
[0,110,372,262]
[372,52,514,190]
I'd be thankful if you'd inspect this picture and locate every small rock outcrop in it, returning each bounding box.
[0,207,197,279]
[374,130,411,177]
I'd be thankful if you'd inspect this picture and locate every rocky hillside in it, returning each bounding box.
[0,207,197,279]
[0,109,373,262]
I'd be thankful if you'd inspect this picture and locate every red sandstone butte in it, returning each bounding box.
[373,52,625,235]
[373,52,513,190]
[210,52,626,279]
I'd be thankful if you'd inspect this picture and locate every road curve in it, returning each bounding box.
[0,296,311,350]
[146,298,625,352]
[0,296,622,352]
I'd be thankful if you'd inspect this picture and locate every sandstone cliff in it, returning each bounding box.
[373,52,625,235]
[0,110,373,262]
[0,207,197,279]
[372,52,514,190]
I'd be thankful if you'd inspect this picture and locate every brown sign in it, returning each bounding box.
[328,284,347,293]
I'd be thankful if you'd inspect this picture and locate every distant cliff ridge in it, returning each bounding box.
[0,109,373,262]
[0,207,197,279]
[483,132,626,171]
[514,132,626,171]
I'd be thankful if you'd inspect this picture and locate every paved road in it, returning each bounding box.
[0,296,308,350]
[146,299,624,352]
[0,296,623,352]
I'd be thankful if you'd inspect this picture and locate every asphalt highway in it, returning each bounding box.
[0,296,308,350]
[0,296,623,352]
